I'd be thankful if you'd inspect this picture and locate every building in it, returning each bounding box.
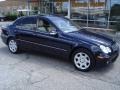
[28,0,111,28]
[0,0,27,15]
[0,0,116,29]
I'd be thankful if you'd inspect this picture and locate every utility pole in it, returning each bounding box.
[107,0,111,29]
[68,0,71,19]
[87,0,90,27]
[27,0,30,16]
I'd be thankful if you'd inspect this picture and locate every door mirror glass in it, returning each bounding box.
[49,30,58,36]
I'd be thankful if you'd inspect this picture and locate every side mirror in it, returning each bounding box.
[49,30,58,36]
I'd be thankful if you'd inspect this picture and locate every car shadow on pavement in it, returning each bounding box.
[94,62,115,72]
[1,46,120,85]
[0,39,120,88]
[0,46,116,74]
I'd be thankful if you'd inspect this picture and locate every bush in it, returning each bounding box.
[116,21,120,31]
[5,13,17,21]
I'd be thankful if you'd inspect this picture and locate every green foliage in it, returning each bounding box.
[5,13,17,21]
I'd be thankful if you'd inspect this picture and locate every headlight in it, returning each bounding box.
[100,45,111,54]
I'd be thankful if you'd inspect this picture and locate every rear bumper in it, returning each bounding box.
[1,32,8,45]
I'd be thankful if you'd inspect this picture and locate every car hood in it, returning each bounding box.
[66,29,115,46]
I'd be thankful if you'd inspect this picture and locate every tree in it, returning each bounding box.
[111,4,120,16]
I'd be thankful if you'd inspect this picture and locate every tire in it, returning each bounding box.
[8,38,20,54]
[72,48,95,72]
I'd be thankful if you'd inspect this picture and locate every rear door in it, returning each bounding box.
[13,16,37,49]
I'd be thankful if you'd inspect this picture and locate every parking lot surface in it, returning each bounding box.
[0,22,120,90]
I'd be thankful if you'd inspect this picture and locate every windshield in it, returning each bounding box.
[50,17,80,33]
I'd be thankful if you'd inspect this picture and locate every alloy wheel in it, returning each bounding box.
[8,39,18,53]
[74,52,91,70]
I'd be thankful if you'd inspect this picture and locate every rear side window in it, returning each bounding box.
[15,17,37,31]
[13,18,23,26]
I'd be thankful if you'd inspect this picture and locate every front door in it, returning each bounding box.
[34,18,73,56]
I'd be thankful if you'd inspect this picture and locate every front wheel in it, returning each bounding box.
[72,48,95,72]
[8,38,20,53]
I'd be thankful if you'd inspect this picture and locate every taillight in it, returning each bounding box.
[1,29,8,35]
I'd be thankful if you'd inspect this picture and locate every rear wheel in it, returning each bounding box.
[8,38,20,53]
[72,48,95,72]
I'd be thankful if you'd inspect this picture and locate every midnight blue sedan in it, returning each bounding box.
[1,15,119,71]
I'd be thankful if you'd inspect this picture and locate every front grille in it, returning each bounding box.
[111,43,119,52]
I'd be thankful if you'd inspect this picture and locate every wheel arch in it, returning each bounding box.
[71,46,96,71]
[7,36,15,45]
[69,45,94,61]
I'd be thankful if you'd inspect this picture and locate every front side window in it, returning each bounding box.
[37,19,56,33]
[16,17,37,31]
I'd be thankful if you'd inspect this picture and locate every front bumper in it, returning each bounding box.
[96,52,119,64]
[95,47,119,64]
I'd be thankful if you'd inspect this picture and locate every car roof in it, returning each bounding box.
[19,14,65,20]
[14,15,66,25]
